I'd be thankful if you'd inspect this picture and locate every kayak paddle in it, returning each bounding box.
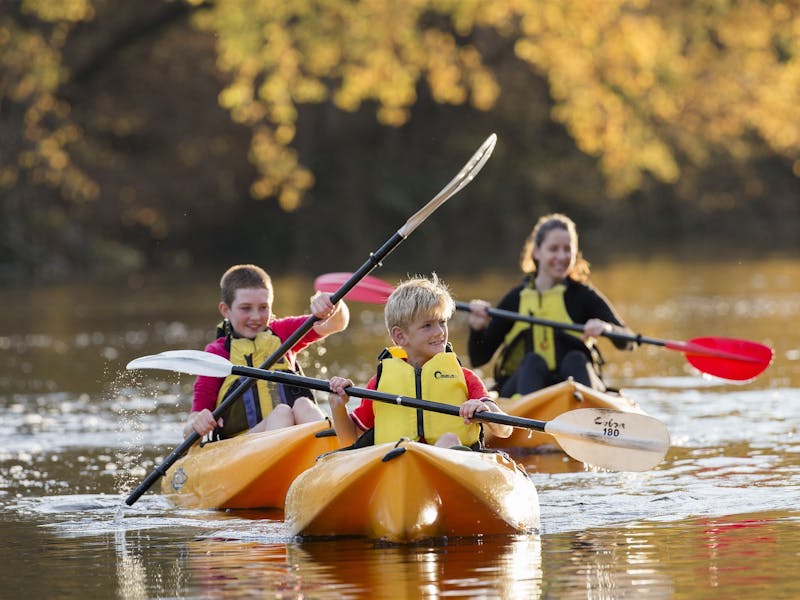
[313,272,774,382]
[128,350,671,472]
[123,134,498,506]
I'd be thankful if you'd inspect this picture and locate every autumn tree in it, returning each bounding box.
[2,0,798,279]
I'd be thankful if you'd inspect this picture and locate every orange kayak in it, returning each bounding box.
[160,419,339,509]
[485,379,645,451]
[284,440,539,543]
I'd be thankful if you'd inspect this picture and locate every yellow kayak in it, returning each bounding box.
[160,419,340,509]
[485,379,644,451]
[284,440,540,543]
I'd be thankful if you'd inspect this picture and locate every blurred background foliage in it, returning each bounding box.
[2,0,799,283]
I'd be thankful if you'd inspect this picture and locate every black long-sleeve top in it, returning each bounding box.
[467,278,635,369]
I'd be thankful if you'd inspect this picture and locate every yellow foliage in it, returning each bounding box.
[6,0,800,210]
[219,82,253,110]
[506,0,800,196]
[21,0,95,22]
[0,167,19,189]
[248,126,314,209]
[192,0,503,208]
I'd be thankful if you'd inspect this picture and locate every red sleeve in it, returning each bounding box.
[463,367,490,400]
[192,338,228,412]
[350,375,378,431]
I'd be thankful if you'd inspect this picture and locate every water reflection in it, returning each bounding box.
[543,525,675,599]
[115,529,148,600]
[693,514,787,591]
[184,534,543,599]
[647,512,799,596]
[541,512,800,599]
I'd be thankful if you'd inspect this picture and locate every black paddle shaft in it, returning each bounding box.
[229,365,549,432]
[453,302,654,346]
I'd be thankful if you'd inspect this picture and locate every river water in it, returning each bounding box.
[1,259,798,598]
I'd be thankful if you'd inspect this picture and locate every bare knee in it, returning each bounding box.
[251,404,295,432]
[435,432,460,448]
[291,396,325,424]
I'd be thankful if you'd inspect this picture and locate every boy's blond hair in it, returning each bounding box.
[219,264,273,306]
[385,274,455,332]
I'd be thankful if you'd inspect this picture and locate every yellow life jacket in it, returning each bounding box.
[373,346,480,446]
[495,283,590,380]
[215,329,307,438]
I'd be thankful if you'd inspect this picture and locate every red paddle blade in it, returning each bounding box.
[667,337,774,381]
[314,272,394,304]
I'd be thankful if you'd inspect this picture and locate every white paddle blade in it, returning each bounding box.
[126,350,234,377]
[399,133,497,238]
[545,408,671,472]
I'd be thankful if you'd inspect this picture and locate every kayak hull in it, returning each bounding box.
[285,441,539,543]
[160,420,340,509]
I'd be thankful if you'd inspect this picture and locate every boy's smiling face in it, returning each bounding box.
[391,312,448,367]
[220,287,272,339]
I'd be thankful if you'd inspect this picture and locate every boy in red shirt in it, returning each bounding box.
[328,274,511,449]
[185,264,349,439]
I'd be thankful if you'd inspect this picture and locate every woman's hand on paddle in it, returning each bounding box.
[582,318,612,341]
[467,300,491,331]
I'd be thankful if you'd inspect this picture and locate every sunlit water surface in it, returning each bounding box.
[1,261,799,598]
